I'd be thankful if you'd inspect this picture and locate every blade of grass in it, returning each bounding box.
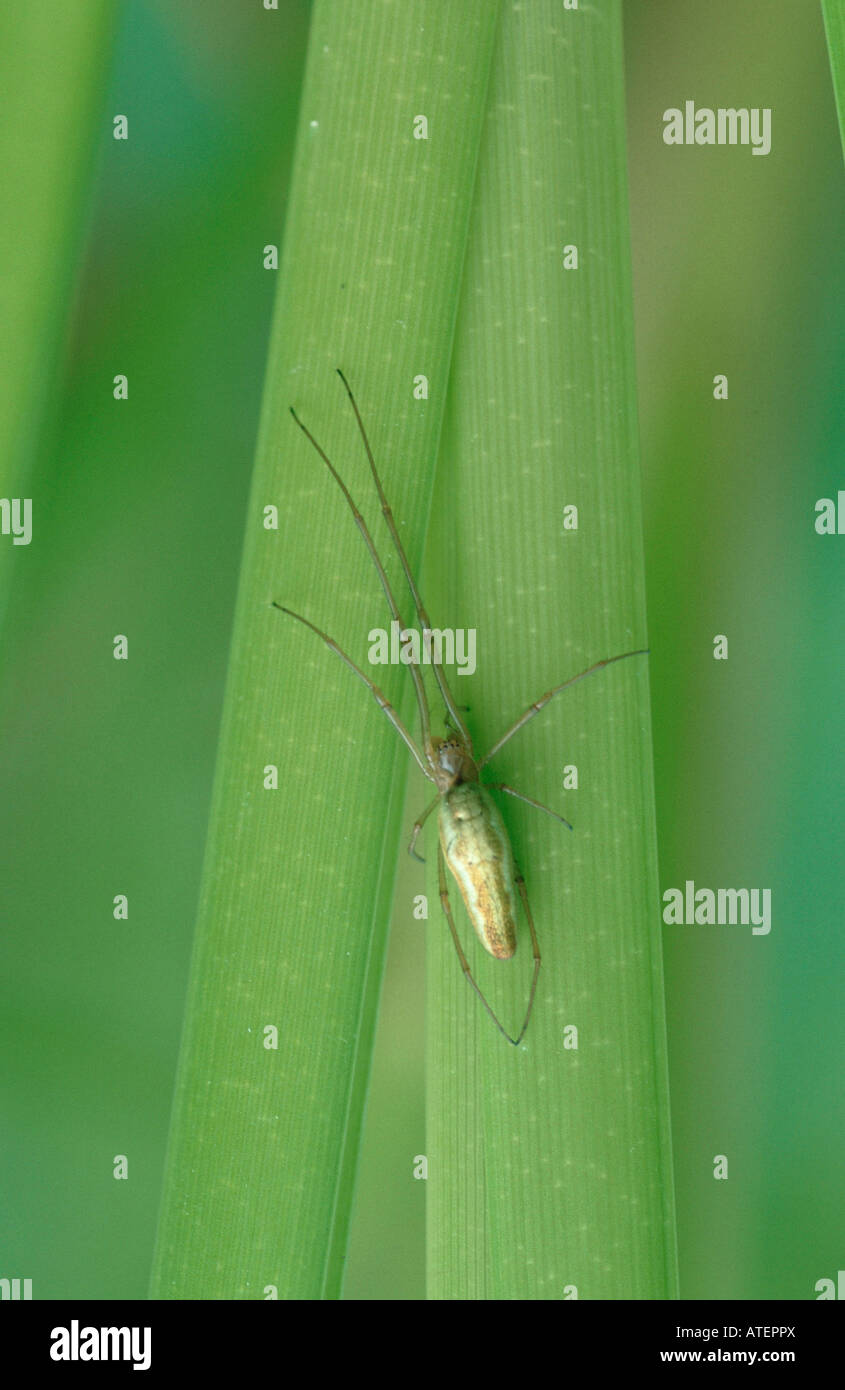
[0,5,115,618]
[424,0,678,1299]
[822,0,845,155]
[151,0,501,1300]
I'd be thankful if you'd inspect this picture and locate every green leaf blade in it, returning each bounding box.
[424,0,677,1301]
[0,4,115,613]
[151,0,502,1300]
[822,0,845,156]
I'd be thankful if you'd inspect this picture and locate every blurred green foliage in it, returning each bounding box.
[1,0,842,1301]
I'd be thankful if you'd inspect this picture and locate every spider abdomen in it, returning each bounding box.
[439,783,518,960]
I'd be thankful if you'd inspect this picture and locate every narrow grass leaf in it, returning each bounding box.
[424,0,678,1300]
[822,0,845,155]
[151,0,500,1300]
[0,5,115,616]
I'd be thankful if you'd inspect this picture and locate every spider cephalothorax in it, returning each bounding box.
[430,736,478,793]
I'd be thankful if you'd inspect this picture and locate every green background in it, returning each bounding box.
[0,0,842,1300]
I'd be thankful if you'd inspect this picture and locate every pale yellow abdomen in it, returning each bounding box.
[438,783,518,959]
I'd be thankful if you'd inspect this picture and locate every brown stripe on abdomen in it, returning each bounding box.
[438,783,518,959]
